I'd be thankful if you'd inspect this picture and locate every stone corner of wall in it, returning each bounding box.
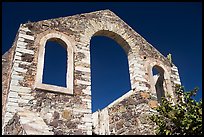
[3,112,25,135]
[3,109,54,135]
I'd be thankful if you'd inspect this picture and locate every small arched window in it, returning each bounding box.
[152,65,165,103]
[42,40,67,87]
[34,32,74,94]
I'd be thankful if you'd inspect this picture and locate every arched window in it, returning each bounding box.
[152,65,165,103]
[34,32,74,94]
[42,40,67,87]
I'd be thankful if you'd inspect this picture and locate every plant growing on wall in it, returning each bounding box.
[150,84,202,135]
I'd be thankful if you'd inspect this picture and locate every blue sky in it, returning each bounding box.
[2,2,202,112]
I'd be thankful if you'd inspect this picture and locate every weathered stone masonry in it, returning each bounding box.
[2,10,181,135]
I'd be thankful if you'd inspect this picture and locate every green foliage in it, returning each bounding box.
[150,85,202,135]
[167,53,172,64]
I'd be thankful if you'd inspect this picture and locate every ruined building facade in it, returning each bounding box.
[2,10,181,135]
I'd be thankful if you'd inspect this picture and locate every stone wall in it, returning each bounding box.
[2,9,181,135]
[92,89,158,135]
[2,45,16,128]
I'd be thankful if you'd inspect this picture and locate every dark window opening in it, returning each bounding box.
[90,36,131,113]
[152,65,165,103]
[42,40,67,87]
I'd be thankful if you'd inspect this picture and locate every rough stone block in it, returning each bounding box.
[82,98,91,102]
[7,102,19,107]
[133,70,146,76]
[20,95,34,100]
[17,45,27,49]
[18,98,29,104]
[7,97,18,103]
[77,124,86,129]
[15,51,23,56]
[15,60,32,65]
[86,102,91,109]
[8,91,19,98]
[73,108,91,113]
[4,112,14,118]
[81,58,90,64]
[10,85,31,93]
[75,66,90,73]
[76,79,91,85]
[19,33,34,41]
[6,106,18,113]
[87,130,92,135]
[148,100,158,108]
[82,89,91,95]
[18,37,25,42]
[20,27,31,32]
[135,77,147,82]
[16,48,34,55]
[17,41,28,46]
[12,70,21,76]
[14,55,22,61]
[61,109,72,120]
[13,66,27,73]
[137,86,148,91]
[140,92,150,99]
[10,80,20,86]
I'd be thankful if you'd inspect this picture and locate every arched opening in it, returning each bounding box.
[42,40,67,87]
[90,35,131,113]
[35,31,74,94]
[152,65,165,103]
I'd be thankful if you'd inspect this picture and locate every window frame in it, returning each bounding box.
[148,62,175,101]
[34,31,74,95]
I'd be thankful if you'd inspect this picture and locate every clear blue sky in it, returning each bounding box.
[2,2,202,112]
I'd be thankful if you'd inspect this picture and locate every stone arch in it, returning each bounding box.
[93,30,131,54]
[34,30,75,94]
[82,19,136,54]
[80,20,140,90]
[147,61,174,100]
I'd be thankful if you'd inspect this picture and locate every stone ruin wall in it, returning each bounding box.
[2,10,181,135]
[92,89,157,135]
